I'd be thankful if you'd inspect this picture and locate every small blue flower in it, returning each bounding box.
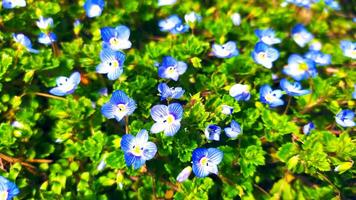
[280,78,311,96]
[100,25,132,51]
[84,0,105,18]
[304,50,331,66]
[255,29,281,45]
[159,15,189,34]
[38,32,57,45]
[157,83,185,101]
[291,24,314,48]
[158,0,176,6]
[2,0,25,9]
[101,90,137,122]
[0,176,20,200]
[229,84,250,101]
[340,40,355,59]
[224,120,241,139]
[157,56,187,81]
[221,105,233,115]
[231,13,241,26]
[252,42,279,69]
[204,124,221,141]
[99,87,108,96]
[96,49,125,80]
[12,33,39,53]
[309,40,322,51]
[36,16,53,31]
[283,54,317,81]
[303,122,315,135]
[184,12,202,24]
[192,148,223,178]
[176,166,192,182]
[49,72,81,96]
[212,41,239,58]
[150,103,183,136]
[352,85,356,99]
[121,129,157,170]
[335,110,355,128]
[324,0,340,10]
[260,84,284,108]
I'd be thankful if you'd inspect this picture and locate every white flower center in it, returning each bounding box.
[0,191,8,200]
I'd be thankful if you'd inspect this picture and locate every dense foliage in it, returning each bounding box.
[0,0,355,199]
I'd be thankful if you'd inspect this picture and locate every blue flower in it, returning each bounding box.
[255,29,281,45]
[204,124,221,141]
[2,0,25,9]
[260,84,284,108]
[96,49,125,80]
[158,15,189,34]
[229,84,250,101]
[121,129,157,170]
[184,12,202,24]
[309,40,322,51]
[158,0,176,6]
[283,54,317,81]
[212,41,239,58]
[192,148,223,178]
[221,105,233,115]
[38,32,57,45]
[100,25,132,51]
[335,110,355,127]
[157,83,185,101]
[303,122,315,135]
[36,16,53,31]
[150,103,183,136]
[252,42,279,69]
[304,50,331,66]
[157,56,187,81]
[324,0,340,10]
[291,24,314,48]
[176,166,192,182]
[280,78,310,96]
[352,84,356,99]
[231,13,241,26]
[12,33,39,53]
[0,176,20,200]
[340,40,355,59]
[224,120,241,139]
[49,72,81,96]
[84,0,105,18]
[101,90,137,122]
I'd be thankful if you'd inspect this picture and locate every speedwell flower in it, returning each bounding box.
[184,12,202,24]
[176,166,192,182]
[38,32,57,45]
[280,78,310,96]
[84,0,105,18]
[13,33,39,53]
[252,42,279,69]
[101,90,136,122]
[291,24,313,48]
[335,110,355,127]
[121,129,157,170]
[157,83,185,101]
[283,54,317,81]
[255,29,281,45]
[224,120,242,139]
[340,40,355,59]
[309,40,322,51]
[212,41,239,58]
[150,103,183,136]
[49,72,81,96]
[260,84,284,108]
[159,15,189,34]
[304,50,331,66]
[221,105,233,115]
[157,56,187,81]
[2,0,25,9]
[101,25,132,51]
[204,124,221,141]
[36,16,53,31]
[229,84,250,101]
[192,148,223,178]
[96,49,125,80]
[0,176,20,200]
[303,122,315,135]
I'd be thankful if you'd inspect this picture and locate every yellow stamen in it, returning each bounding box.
[200,157,208,166]
[117,104,126,112]
[132,146,142,156]
[166,114,175,124]
[298,62,308,71]
[110,37,120,47]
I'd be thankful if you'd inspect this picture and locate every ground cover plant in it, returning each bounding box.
[0,0,355,199]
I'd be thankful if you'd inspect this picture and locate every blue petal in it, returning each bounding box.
[49,87,67,96]
[192,162,209,178]
[164,122,181,136]
[100,48,115,61]
[133,157,146,169]
[259,84,272,98]
[142,142,157,160]
[115,25,130,40]
[231,120,241,132]
[135,129,149,143]
[207,148,223,164]
[107,66,123,80]
[161,56,177,67]
[151,105,168,122]
[121,134,135,152]
[110,90,129,105]
[69,72,81,85]
[101,103,116,119]
[126,98,137,115]
[168,103,183,119]
[192,148,207,164]
[176,61,187,75]
[100,27,116,42]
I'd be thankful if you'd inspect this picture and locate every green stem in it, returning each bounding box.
[35,92,66,101]
[284,96,292,114]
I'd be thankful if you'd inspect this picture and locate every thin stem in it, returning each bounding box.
[317,172,341,197]
[254,183,271,197]
[283,96,292,114]
[125,116,129,134]
[35,92,67,101]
